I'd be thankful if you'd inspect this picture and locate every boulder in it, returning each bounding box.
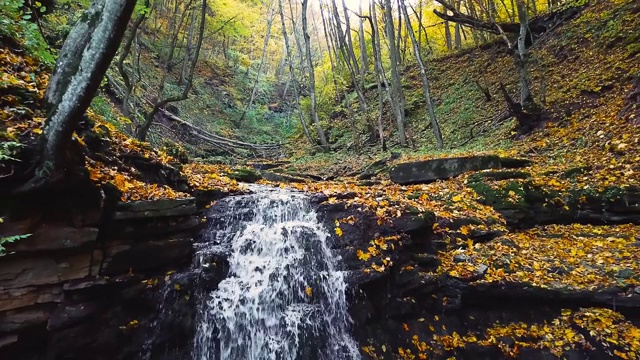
[261,171,306,183]
[389,156,532,184]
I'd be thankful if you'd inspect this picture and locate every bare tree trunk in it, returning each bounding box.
[320,0,340,98]
[443,5,453,51]
[384,0,407,146]
[516,0,533,109]
[302,0,330,151]
[341,0,360,76]
[240,4,275,123]
[278,0,314,145]
[22,0,137,190]
[454,0,462,49]
[358,0,369,84]
[117,0,149,118]
[180,9,197,86]
[329,0,368,112]
[401,0,443,149]
[369,1,387,150]
[137,0,206,141]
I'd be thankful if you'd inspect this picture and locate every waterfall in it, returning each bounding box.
[192,186,360,360]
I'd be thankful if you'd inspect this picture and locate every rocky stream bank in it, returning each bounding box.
[1,155,639,359]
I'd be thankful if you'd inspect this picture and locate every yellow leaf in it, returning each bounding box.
[452,195,462,202]
[335,227,343,237]
[305,286,312,297]
[356,249,371,261]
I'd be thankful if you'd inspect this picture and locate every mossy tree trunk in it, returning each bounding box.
[21,0,137,191]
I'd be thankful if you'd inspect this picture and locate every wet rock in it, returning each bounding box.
[113,198,197,220]
[389,156,532,184]
[47,302,99,331]
[100,237,193,275]
[453,254,468,263]
[411,254,441,269]
[394,212,436,236]
[106,215,200,240]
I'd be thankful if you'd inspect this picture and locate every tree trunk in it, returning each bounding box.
[278,0,314,145]
[401,0,443,149]
[384,0,407,146]
[136,0,206,141]
[302,0,330,151]
[116,0,149,118]
[443,5,453,51]
[369,1,387,150]
[358,0,369,84]
[330,0,368,113]
[24,0,136,190]
[240,5,275,123]
[180,9,197,86]
[516,0,533,109]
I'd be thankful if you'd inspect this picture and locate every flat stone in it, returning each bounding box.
[5,226,98,254]
[47,302,98,331]
[0,305,54,332]
[0,334,18,349]
[453,254,468,263]
[475,264,489,277]
[0,253,93,289]
[106,215,200,240]
[389,156,532,184]
[113,198,197,220]
[0,285,63,312]
[100,237,193,275]
[261,171,306,183]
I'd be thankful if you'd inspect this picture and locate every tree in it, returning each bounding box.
[21,0,137,190]
[383,0,408,146]
[277,0,314,145]
[434,0,542,132]
[117,0,150,119]
[136,0,207,141]
[301,0,330,151]
[400,0,444,149]
[239,1,276,123]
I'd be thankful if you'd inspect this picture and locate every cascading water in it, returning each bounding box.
[192,186,360,360]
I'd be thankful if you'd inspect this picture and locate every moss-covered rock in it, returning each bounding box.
[224,167,262,183]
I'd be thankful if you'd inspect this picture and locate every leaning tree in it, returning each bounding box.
[21,0,137,191]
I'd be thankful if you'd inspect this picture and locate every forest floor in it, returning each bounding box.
[1,0,639,358]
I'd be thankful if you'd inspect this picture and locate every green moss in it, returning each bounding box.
[224,167,262,183]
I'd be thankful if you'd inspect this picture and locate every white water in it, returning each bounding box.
[192,186,360,360]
